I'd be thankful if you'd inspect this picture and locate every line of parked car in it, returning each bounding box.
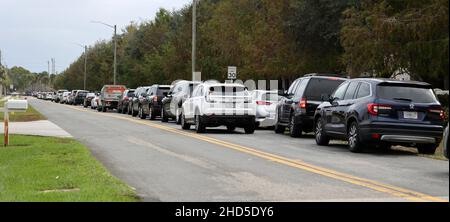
[36,74,449,156]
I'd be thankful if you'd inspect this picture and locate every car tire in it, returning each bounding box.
[348,121,363,153]
[181,114,191,130]
[131,106,138,117]
[195,115,206,133]
[417,144,438,155]
[142,107,148,119]
[149,106,156,120]
[274,122,286,134]
[175,108,182,125]
[315,117,330,146]
[244,122,256,134]
[289,115,302,138]
[102,106,107,112]
[128,104,132,115]
[161,108,169,122]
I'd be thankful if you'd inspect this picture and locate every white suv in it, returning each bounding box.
[181,82,256,134]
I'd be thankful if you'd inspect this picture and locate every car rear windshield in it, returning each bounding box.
[304,78,345,100]
[377,84,437,103]
[209,86,248,96]
[157,87,171,95]
[78,92,87,96]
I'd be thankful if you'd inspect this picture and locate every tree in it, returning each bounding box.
[341,0,449,88]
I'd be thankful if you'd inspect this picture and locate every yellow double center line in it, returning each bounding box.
[64,104,447,202]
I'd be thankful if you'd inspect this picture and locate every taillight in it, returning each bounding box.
[429,108,445,120]
[124,96,128,100]
[367,104,392,116]
[153,97,158,102]
[299,98,307,109]
[256,101,272,106]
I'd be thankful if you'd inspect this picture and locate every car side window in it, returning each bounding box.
[356,82,371,98]
[344,82,360,100]
[333,82,349,100]
[295,79,309,97]
[287,80,300,95]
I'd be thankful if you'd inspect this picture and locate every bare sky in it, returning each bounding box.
[0,0,191,73]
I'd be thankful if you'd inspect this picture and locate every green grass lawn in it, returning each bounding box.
[0,100,46,122]
[0,134,140,202]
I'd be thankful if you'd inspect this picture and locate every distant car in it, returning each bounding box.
[161,80,200,124]
[275,75,346,137]
[67,90,79,105]
[181,82,256,134]
[91,94,100,110]
[61,92,71,104]
[314,78,445,153]
[73,90,89,105]
[130,86,152,117]
[83,93,96,108]
[98,85,127,112]
[444,124,449,159]
[117,89,135,114]
[55,90,68,103]
[251,90,281,128]
[138,85,171,120]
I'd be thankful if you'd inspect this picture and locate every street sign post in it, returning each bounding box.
[227,66,237,80]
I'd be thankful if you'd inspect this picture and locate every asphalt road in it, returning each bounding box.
[29,98,449,202]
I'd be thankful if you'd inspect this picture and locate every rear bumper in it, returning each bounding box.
[256,117,276,127]
[293,114,315,131]
[360,122,444,144]
[201,115,255,127]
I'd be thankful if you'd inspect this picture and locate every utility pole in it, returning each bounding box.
[192,0,197,81]
[73,43,88,90]
[91,21,117,85]
[84,45,88,90]
[113,25,117,85]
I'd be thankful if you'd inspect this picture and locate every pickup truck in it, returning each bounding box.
[98,85,127,112]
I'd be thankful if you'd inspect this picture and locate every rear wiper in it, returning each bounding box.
[393,98,412,102]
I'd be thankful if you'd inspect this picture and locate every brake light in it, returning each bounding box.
[429,108,445,120]
[256,101,272,106]
[367,104,392,116]
[299,98,307,109]
[153,97,158,102]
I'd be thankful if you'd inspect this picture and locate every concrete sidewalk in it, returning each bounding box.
[0,120,73,138]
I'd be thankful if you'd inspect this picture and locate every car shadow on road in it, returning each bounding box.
[322,142,418,156]
[187,128,246,135]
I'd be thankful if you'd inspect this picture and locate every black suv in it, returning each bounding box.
[118,89,135,114]
[73,90,89,105]
[314,79,445,153]
[138,85,171,120]
[161,80,200,123]
[129,86,151,117]
[275,76,346,137]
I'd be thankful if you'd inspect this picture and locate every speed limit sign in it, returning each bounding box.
[228,66,237,80]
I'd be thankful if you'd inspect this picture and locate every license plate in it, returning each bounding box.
[403,111,418,119]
